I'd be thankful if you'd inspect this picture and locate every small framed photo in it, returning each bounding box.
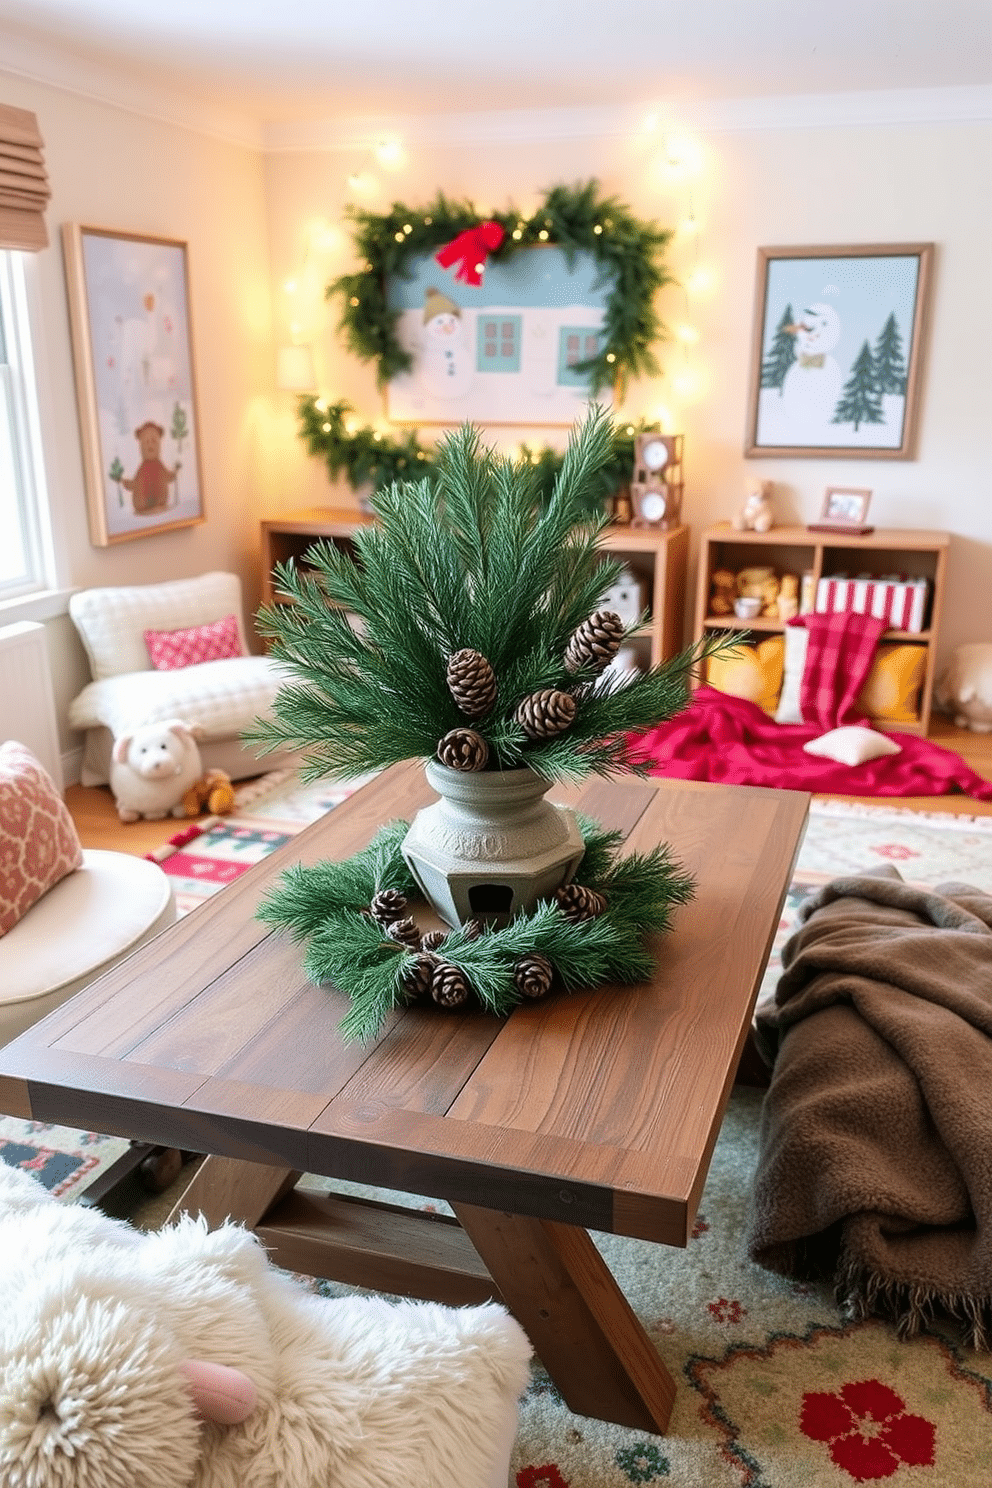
[745,242,933,459]
[811,486,873,534]
[62,224,205,546]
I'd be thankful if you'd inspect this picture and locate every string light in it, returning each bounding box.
[374,138,405,168]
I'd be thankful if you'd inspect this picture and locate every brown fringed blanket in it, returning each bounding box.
[747,866,992,1348]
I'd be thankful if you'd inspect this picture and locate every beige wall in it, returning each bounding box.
[264,116,992,665]
[0,70,275,772]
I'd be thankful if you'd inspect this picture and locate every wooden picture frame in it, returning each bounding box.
[808,485,874,535]
[745,242,933,459]
[62,224,205,545]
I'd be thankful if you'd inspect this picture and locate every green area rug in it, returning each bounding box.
[4,780,992,1483]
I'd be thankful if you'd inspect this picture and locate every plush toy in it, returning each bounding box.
[181,768,236,818]
[0,1161,532,1488]
[936,642,992,732]
[110,719,203,822]
[776,572,801,621]
[758,575,781,617]
[709,568,737,616]
[732,479,774,534]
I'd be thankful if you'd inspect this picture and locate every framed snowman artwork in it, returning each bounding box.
[384,246,613,426]
[744,242,933,460]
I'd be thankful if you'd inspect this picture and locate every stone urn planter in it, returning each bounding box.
[401,759,585,929]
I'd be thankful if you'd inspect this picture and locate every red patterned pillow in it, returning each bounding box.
[0,741,84,936]
[143,613,244,671]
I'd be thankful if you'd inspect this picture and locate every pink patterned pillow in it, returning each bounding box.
[143,613,244,671]
[0,741,84,936]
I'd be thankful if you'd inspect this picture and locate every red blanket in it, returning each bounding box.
[794,610,886,730]
[627,687,992,800]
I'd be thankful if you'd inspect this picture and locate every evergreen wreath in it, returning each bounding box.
[257,818,694,1043]
[296,397,664,513]
[327,179,675,397]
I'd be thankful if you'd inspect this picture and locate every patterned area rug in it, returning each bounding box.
[5,780,992,1482]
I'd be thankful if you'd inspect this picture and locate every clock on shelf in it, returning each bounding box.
[630,433,684,529]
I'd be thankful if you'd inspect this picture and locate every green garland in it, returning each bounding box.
[258,817,694,1043]
[296,397,663,511]
[327,180,675,396]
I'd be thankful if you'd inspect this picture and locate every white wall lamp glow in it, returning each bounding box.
[275,344,317,392]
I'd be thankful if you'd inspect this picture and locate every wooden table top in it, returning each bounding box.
[0,764,808,1247]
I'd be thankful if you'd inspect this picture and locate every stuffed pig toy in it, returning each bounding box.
[110,718,203,822]
[0,1162,532,1488]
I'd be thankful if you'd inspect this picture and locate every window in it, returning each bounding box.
[0,250,51,603]
[477,314,521,373]
[557,326,601,387]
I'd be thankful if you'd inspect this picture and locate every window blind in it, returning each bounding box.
[0,104,50,252]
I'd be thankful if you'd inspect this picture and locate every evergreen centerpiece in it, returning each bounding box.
[249,409,727,1041]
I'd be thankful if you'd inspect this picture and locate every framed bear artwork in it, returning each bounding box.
[62,225,205,545]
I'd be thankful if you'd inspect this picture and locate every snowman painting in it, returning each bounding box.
[778,302,843,428]
[419,287,474,402]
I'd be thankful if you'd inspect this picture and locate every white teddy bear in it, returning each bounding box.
[0,1161,532,1488]
[936,642,992,733]
[110,718,203,822]
[732,479,775,534]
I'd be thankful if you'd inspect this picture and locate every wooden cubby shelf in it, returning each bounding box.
[693,523,950,735]
[262,510,690,669]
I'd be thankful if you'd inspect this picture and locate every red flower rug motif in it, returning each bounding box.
[800,1378,935,1479]
[686,1319,991,1485]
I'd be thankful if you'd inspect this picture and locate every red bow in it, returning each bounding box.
[434,220,505,286]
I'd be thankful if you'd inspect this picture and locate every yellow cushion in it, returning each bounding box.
[706,635,785,713]
[856,644,927,723]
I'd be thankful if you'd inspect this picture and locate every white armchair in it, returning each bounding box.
[67,571,300,786]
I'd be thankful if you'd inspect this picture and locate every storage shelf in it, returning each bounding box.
[701,615,933,644]
[693,523,950,735]
[261,511,690,670]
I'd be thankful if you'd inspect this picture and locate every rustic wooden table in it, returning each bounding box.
[0,762,808,1434]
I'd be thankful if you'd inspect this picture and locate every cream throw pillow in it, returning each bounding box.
[803,726,903,767]
[774,624,809,724]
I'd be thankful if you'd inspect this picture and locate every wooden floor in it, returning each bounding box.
[64,718,992,856]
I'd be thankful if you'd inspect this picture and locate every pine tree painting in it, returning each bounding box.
[169,401,189,503]
[760,304,797,392]
[108,456,125,507]
[872,312,908,395]
[831,340,884,431]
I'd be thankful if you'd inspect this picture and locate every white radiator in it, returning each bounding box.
[0,620,63,789]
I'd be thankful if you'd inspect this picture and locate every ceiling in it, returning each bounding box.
[1,0,991,125]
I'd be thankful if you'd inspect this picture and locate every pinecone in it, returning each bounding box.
[446,649,497,719]
[437,727,489,771]
[431,960,470,1008]
[554,883,607,922]
[402,951,439,999]
[564,609,626,675]
[386,915,423,950]
[370,887,407,925]
[514,953,554,1000]
[420,929,448,951]
[515,689,577,739]
[460,918,483,941]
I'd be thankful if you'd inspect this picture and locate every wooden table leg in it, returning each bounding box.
[453,1203,677,1434]
[166,1155,300,1229]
